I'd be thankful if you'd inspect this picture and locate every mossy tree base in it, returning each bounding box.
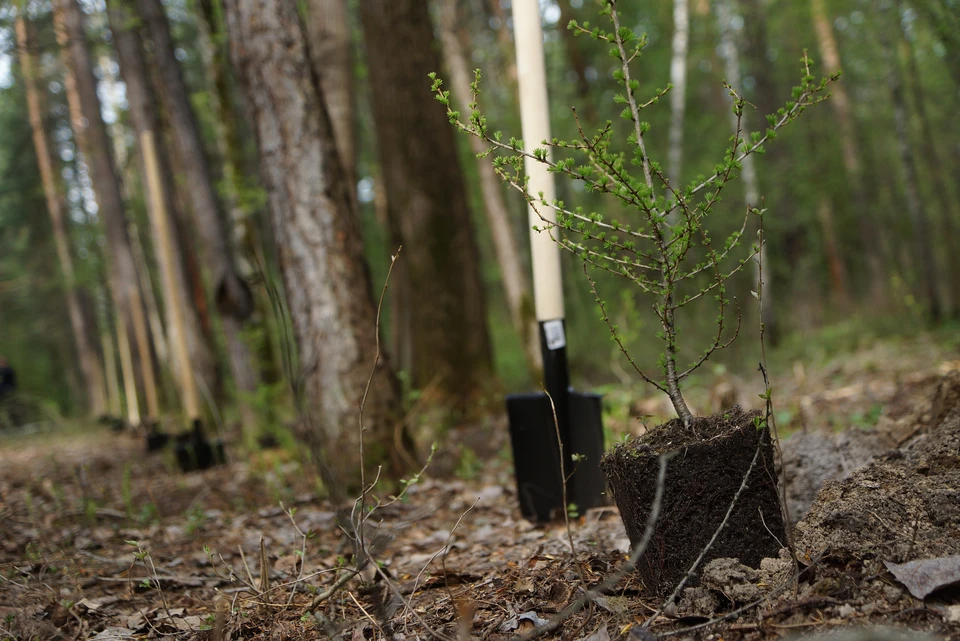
[601,407,785,595]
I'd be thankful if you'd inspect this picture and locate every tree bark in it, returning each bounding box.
[667,0,689,193]
[222,0,407,488]
[136,0,260,393]
[810,0,887,300]
[107,0,211,418]
[902,22,960,317]
[306,0,356,189]
[879,0,941,321]
[53,0,159,421]
[16,15,107,417]
[437,0,540,377]
[359,0,494,405]
[714,0,774,337]
[556,0,596,121]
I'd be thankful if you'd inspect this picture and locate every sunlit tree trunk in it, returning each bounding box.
[360,0,494,405]
[714,0,774,336]
[879,0,941,321]
[810,0,887,301]
[222,0,408,487]
[136,0,261,412]
[101,326,123,418]
[438,0,541,376]
[667,0,689,195]
[16,15,107,417]
[53,0,159,422]
[108,0,211,419]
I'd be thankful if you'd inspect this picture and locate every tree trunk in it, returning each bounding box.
[136,0,261,407]
[810,0,887,300]
[879,0,941,321]
[556,0,596,122]
[359,0,494,405]
[902,22,960,317]
[222,0,407,488]
[306,0,356,189]
[16,15,107,417]
[101,326,123,418]
[108,0,211,418]
[192,0,263,433]
[714,0,775,337]
[53,0,159,422]
[667,0,689,193]
[437,0,540,377]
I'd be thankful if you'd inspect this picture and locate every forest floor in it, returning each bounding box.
[2,328,960,641]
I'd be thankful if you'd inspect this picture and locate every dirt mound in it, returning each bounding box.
[781,428,888,525]
[795,401,960,563]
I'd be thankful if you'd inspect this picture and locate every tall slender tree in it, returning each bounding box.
[359,0,493,405]
[437,0,540,376]
[52,0,159,422]
[221,0,408,487]
[135,0,260,414]
[878,0,941,320]
[901,16,960,316]
[107,0,214,406]
[810,0,888,300]
[714,0,773,336]
[15,14,107,417]
[107,0,208,419]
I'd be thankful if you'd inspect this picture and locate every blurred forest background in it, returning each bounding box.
[0,0,958,466]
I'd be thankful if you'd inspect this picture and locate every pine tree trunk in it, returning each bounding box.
[16,15,107,418]
[810,0,887,301]
[107,0,215,402]
[136,0,261,408]
[53,0,159,422]
[878,0,941,321]
[222,0,407,487]
[437,0,541,377]
[359,0,494,406]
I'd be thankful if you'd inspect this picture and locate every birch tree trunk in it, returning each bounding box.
[359,0,494,405]
[53,0,159,422]
[16,15,107,417]
[222,0,407,487]
[136,0,261,412]
[878,0,941,321]
[810,0,888,300]
[667,0,689,194]
[714,0,774,336]
[438,0,540,376]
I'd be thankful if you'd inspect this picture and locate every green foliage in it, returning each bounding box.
[434,1,834,424]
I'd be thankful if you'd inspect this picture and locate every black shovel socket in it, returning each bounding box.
[507,319,606,522]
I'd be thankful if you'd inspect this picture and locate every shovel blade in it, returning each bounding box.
[506,390,606,522]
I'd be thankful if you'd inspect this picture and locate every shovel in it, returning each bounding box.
[505,0,606,523]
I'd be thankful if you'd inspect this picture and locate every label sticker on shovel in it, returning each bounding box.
[543,319,566,350]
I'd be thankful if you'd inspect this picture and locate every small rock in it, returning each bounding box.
[882,584,902,603]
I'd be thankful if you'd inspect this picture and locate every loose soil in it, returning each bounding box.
[2,350,960,640]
